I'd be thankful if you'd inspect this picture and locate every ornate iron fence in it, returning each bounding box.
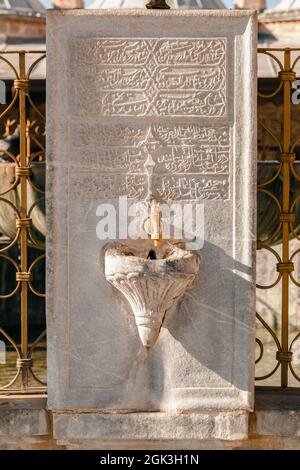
[256,48,300,388]
[0,51,46,394]
[0,48,299,394]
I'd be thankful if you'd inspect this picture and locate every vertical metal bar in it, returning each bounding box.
[26,119,31,165]
[18,52,29,389]
[281,49,291,387]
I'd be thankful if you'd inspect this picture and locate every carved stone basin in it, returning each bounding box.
[105,242,200,348]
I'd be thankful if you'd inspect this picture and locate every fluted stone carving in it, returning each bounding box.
[105,243,200,347]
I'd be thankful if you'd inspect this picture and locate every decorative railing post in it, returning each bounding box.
[277,49,295,387]
[15,52,31,389]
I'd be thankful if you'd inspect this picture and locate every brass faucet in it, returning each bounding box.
[147,199,162,247]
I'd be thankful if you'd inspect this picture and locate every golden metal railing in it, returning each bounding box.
[0,51,46,394]
[0,48,299,394]
[256,48,300,388]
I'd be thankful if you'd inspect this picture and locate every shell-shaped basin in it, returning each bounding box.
[104,242,200,348]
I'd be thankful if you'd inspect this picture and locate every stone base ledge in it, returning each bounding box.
[56,438,244,450]
[52,411,249,443]
[0,389,300,449]
[54,436,300,450]
[251,410,300,437]
[0,436,60,451]
[0,408,49,437]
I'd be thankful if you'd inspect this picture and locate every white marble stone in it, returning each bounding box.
[53,411,249,441]
[46,9,257,443]
[105,242,200,347]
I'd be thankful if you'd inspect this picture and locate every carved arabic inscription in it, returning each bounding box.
[71,124,230,200]
[76,38,226,117]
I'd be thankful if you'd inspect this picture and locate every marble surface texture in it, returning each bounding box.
[46,9,257,441]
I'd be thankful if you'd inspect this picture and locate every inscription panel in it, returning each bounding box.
[74,37,229,201]
[76,38,226,117]
[71,123,230,200]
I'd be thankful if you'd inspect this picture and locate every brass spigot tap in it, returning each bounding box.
[147,199,162,247]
